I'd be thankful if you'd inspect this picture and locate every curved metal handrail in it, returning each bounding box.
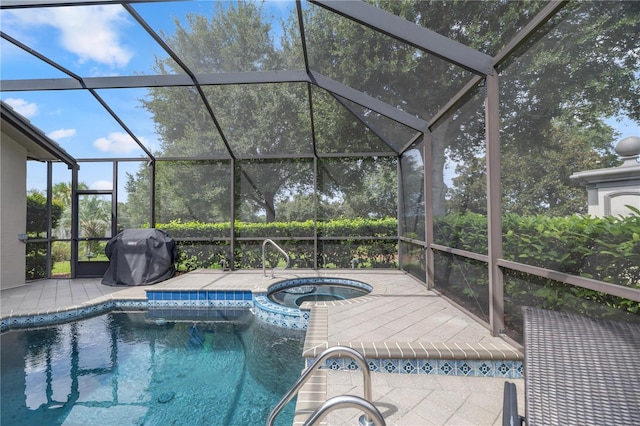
[266,346,373,426]
[262,238,290,278]
[304,395,386,426]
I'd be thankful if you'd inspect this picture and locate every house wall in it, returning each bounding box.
[584,174,640,218]
[1,133,27,289]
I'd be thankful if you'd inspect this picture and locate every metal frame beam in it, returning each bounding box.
[0,72,308,91]
[309,72,428,132]
[309,0,493,76]
[0,0,165,7]
[2,71,426,133]
[485,70,503,336]
[493,1,569,69]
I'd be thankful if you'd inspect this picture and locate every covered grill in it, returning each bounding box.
[102,229,177,286]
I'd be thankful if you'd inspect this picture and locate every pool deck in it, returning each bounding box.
[1,269,524,425]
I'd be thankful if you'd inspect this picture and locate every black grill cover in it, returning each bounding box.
[102,229,177,286]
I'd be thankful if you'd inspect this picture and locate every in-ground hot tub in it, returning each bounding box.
[268,277,373,309]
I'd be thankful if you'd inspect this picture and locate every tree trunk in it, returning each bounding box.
[264,192,276,222]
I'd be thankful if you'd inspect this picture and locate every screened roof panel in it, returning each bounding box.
[373,0,550,57]
[132,0,305,74]
[303,2,474,122]
[0,38,69,80]
[2,0,566,163]
[93,88,162,157]
[311,85,392,155]
[334,94,419,154]
[203,82,313,158]
[0,3,183,78]
[144,85,229,159]
[1,89,149,159]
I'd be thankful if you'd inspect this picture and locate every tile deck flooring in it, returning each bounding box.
[0,269,524,425]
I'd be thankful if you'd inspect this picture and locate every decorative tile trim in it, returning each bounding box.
[2,278,376,332]
[300,303,523,378]
[1,290,253,332]
[0,299,147,332]
[258,276,373,330]
[305,357,523,379]
[146,289,252,308]
[268,277,373,294]
[253,294,309,329]
[1,289,308,332]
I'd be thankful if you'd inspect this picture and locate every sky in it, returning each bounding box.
[1,0,638,195]
[1,0,295,194]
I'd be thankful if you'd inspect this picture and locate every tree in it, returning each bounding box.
[77,194,111,257]
[26,189,63,237]
[343,157,397,219]
[301,0,640,216]
[26,189,64,279]
[52,181,88,238]
[130,1,314,223]
[449,119,621,215]
[277,193,318,222]
[129,1,398,224]
[237,158,313,223]
[318,157,397,219]
[126,0,640,224]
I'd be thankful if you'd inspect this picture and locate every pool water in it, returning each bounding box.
[1,310,304,426]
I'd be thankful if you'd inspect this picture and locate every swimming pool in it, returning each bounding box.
[0,309,304,426]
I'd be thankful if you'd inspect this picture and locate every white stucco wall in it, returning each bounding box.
[584,176,640,218]
[1,134,27,289]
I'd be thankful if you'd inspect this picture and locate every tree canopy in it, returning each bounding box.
[124,0,640,226]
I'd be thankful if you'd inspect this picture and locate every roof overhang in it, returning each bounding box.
[1,100,77,168]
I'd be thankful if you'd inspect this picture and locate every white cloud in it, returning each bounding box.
[5,98,38,118]
[48,128,76,140]
[90,180,112,190]
[4,5,133,68]
[93,132,139,153]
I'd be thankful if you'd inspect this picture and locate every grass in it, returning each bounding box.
[52,261,71,275]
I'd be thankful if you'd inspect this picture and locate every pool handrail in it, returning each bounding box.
[304,394,386,426]
[266,345,379,426]
[262,239,290,278]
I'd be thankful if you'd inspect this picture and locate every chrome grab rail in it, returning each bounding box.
[266,346,375,426]
[304,395,386,426]
[262,239,290,278]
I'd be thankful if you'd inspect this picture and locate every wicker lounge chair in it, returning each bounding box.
[504,306,640,426]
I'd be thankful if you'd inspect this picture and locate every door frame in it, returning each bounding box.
[72,189,116,278]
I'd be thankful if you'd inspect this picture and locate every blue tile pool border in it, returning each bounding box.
[267,277,373,294]
[0,299,148,332]
[2,279,374,333]
[146,289,253,308]
[253,294,309,329]
[1,289,301,332]
[308,357,523,379]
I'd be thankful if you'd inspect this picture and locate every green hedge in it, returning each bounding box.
[432,210,640,327]
[155,213,639,321]
[155,218,398,271]
[433,210,640,288]
[25,192,63,280]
